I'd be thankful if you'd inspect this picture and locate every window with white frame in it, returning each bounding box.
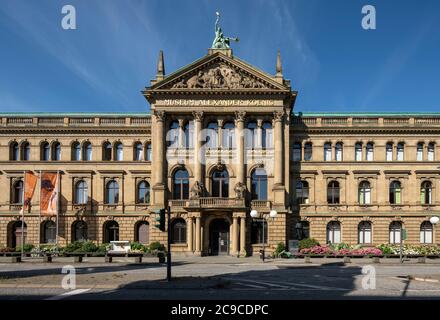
[389,221,402,244]
[355,143,362,161]
[417,143,424,161]
[366,143,374,161]
[420,221,433,244]
[428,143,435,161]
[396,143,404,161]
[386,142,393,161]
[335,143,343,161]
[292,142,302,161]
[327,221,341,244]
[304,143,312,161]
[358,181,371,205]
[358,221,372,244]
[324,143,332,161]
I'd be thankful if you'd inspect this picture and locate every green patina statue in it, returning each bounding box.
[211,12,239,49]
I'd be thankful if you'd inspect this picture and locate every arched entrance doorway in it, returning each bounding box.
[8,221,27,248]
[209,219,230,256]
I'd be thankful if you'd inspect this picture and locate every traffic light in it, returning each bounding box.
[154,208,166,231]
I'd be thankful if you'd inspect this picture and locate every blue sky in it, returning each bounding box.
[0,0,439,114]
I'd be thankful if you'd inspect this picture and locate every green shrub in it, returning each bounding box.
[64,241,83,253]
[96,243,110,253]
[298,238,320,250]
[274,242,286,257]
[79,241,98,253]
[15,243,34,253]
[0,247,15,253]
[149,241,165,252]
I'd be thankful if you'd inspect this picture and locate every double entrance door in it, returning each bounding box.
[209,219,229,255]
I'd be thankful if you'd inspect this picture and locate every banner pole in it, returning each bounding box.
[56,170,60,247]
[39,170,42,249]
[21,170,26,258]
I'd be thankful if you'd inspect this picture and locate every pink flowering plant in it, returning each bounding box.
[300,244,383,256]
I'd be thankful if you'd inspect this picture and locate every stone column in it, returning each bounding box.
[193,112,204,184]
[178,119,184,149]
[235,111,246,185]
[153,110,166,187]
[232,216,239,256]
[240,216,247,256]
[273,111,284,186]
[187,216,193,252]
[195,215,201,255]
[257,119,263,149]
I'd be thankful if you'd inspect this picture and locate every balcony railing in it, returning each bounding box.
[250,200,271,209]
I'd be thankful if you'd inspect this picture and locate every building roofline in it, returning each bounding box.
[0,112,151,117]
[293,112,440,117]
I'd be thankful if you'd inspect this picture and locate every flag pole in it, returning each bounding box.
[56,170,60,247]
[21,170,26,258]
[39,170,42,250]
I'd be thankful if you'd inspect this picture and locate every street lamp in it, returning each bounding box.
[250,209,277,262]
[430,216,439,225]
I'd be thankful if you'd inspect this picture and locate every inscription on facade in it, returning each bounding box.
[157,99,275,107]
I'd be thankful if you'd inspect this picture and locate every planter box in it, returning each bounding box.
[11,256,21,263]
[43,255,52,263]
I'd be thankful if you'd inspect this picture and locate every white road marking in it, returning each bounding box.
[45,288,91,300]
[235,282,266,289]
[226,277,349,291]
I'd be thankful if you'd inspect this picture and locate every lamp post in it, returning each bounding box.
[430,217,439,246]
[250,209,277,262]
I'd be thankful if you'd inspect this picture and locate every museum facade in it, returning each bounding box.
[1,47,439,255]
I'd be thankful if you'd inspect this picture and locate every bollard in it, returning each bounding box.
[418,256,426,264]
[372,257,380,264]
[304,256,311,263]
[74,256,83,263]
[43,255,52,263]
[11,256,21,263]
[134,256,142,264]
[343,256,351,264]
[105,256,112,263]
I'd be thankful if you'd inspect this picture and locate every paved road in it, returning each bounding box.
[1,257,440,299]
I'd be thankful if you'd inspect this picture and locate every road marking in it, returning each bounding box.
[235,282,266,289]
[225,277,349,291]
[45,288,91,300]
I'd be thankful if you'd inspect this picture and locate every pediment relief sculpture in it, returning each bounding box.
[171,63,269,90]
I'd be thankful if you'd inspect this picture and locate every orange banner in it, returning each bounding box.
[40,172,59,215]
[23,172,38,210]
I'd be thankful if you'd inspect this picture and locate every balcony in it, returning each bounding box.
[250,200,272,211]
[169,197,246,210]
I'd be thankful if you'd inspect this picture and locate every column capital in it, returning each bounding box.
[154,110,166,122]
[234,111,246,123]
[273,111,285,123]
[192,111,204,122]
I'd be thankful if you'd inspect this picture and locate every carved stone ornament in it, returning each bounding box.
[154,110,166,122]
[234,182,247,199]
[235,111,246,122]
[171,62,267,89]
[192,111,204,121]
[273,111,285,123]
[214,162,225,171]
[190,181,204,199]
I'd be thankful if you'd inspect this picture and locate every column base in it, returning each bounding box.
[194,251,202,256]
[239,250,247,257]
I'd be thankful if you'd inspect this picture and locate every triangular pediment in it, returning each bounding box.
[149,52,289,91]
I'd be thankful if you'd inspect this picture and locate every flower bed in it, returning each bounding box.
[300,245,382,257]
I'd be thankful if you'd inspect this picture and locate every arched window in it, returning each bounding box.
[359,181,371,205]
[417,142,424,161]
[137,181,150,204]
[327,181,340,204]
[173,169,189,200]
[105,180,119,204]
[396,142,404,161]
[355,142,362,161]
[145,143,152,161]
[389,221,402,244]
[386,142,393,161]
[421,181,432,205]
[134,142,143,161]
[222,122,235,149]
[324,143,332,161]
[51,142,61,161]
[206,122,218,149]
[10,142,19,161]
[304,142,312,161]
[72,221,88,242]
[389,181,402,204]
[295,181,309,204]
[102,142,112,161]
[292,142,302,161]
[212,169,229,198]
[136,221,150,245]
[262,121,273,149]
[246,121,258,149]
[335,142,343,161]
[251,168,267,200]
[420,221,433,244]
[74,180,88,205]
[114,142,123,161]
[171,218,186,244]
[82,142,92,161]
[428,143,435,161]
[366,142,374,161]
[358,221,372,244]
[40,142,50,161]
[168,120,180,148]
[104,221,119,243]
[251,219,267,244]
[9,221,27,249]
[327,221,341,244]
[71,142,80,161]
[295,221,310,240]
[184,121,194,149]
[42,221,56,244]
[12,180,23,204]
[21,142,30,161]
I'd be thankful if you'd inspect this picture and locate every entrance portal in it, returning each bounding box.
[209,219,230,255]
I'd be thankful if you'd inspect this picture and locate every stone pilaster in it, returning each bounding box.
[193,111,204,184]
[235,111,246,185]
